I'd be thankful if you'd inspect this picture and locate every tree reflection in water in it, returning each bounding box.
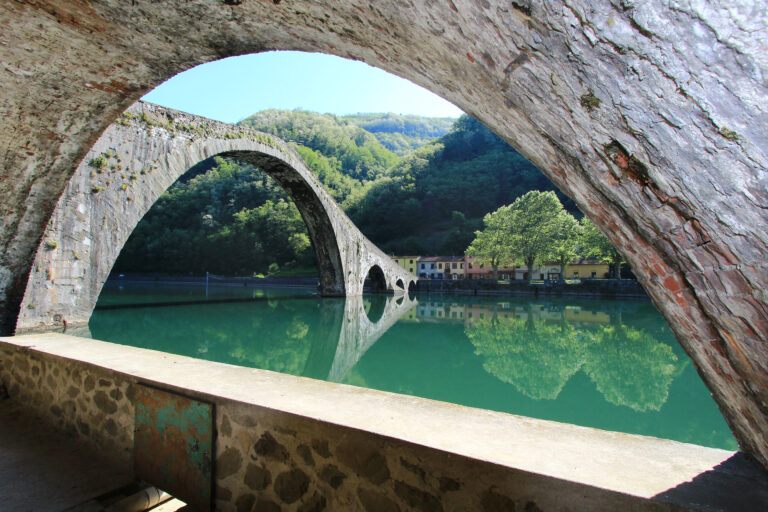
[466,309,583,400]
[466,306,683,411]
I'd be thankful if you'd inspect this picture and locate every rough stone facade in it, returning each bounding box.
[1,1,767,469]
[15,102,415,332]
[6,334,766,511]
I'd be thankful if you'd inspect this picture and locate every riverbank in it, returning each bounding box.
[416,278,648,299]
[107,273,648,299]
[106,273,320,289]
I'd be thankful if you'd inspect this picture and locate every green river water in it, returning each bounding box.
[85,280,736,450]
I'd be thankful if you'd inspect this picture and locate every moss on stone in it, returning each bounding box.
[89,155,108,173]
[580,91,601,112]
[718,126,739,141]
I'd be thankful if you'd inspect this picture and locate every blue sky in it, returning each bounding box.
[142,51,463,123]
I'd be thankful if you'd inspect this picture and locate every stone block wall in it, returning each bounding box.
[0,342,134,462]
[2,335,752,511]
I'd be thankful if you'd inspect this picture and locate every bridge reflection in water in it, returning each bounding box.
[82,284,735,449]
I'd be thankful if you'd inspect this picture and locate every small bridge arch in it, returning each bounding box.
[16,102,416,332]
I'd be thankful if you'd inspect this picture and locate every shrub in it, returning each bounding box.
[90,155,108,173]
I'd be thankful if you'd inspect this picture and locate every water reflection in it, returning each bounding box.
[88,289,683,408]
[87,284,734,448]
[88,286,418,383]
[465,306,682,411]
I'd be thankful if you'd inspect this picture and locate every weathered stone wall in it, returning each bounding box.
[15,102,415,332]
[0,341,135,462]
[6,334,764,511]
[1,0,767,469]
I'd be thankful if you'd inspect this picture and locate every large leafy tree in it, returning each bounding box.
[466,206,515,279]
[466,191,574,281]
[551,211,582,279]
[506,191,565,281]
[581,217,624,279]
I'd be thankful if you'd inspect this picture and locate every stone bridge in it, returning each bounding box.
[15,102,416,332]
[2,0,768,474]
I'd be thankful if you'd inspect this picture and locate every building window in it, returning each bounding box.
[460,263,464,269]
[573,271,579,277]
[452,263,457,269]
[469,263,473,269]
[591,272,597,278]
[430,263,435,269]
[438,263,443,269]
[410,259,413,264]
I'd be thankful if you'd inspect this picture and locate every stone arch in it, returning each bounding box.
[408,281,417,295]
[2,3,768,468]
[363,265,388,294]
[15,103,415,331]
[222,149,345,296]
[395,278,405,290]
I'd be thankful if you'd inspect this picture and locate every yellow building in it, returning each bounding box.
[392,256,419,275]
[564,258,610,279]
[436,256,465,279]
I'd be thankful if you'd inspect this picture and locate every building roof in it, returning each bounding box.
[568,257,606,265]
[418,256,465,263]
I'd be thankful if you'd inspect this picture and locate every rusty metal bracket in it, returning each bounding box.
[134,384,214,511]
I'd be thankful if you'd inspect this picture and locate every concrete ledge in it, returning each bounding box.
[2,333,767,511]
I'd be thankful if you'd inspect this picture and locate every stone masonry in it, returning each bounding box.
[15,102,415,332]
[1,1,767,468]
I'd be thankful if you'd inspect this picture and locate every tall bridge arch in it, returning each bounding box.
[15,102,415,332]
[1,2,768,469]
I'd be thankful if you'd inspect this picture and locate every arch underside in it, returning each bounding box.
[223,151,346,296]
[0,1,767,469]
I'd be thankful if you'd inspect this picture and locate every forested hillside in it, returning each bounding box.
[342,113,454,155]
[113,111,577,276]
[348,116,577,255]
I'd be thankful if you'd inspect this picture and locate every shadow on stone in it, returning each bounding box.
[652,452,768,511]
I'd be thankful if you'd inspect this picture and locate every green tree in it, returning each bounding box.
[551,211,582,280]
[507,191,565,282]
[466,206,515,279]
[581,217,624,279]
